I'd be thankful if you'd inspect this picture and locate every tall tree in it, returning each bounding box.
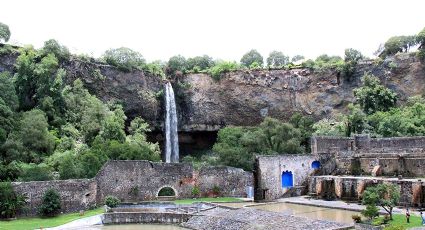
[0,22,11,42]
[240,49,264,67]
[266,51,289,67]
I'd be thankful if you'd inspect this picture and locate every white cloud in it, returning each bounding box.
[1,0,424,61]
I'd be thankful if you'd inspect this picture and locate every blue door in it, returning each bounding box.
[312,161,321,169]
[281,171,293,188]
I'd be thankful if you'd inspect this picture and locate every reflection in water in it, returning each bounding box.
[90,224,188,230]
[213,202,254,208]
[252,202,359,224]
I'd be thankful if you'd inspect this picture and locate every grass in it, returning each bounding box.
[371,213,423,230]
[0,207,104,230]
[173,197,243,204]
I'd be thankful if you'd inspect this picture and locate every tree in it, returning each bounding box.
[344,48,364,62]
[290,113,314,151]
[187,55,215,71]
[362,183,400,220]
[361,204,379,221]
[58,152,81,179]
[418,27,425,49]
[0,99,15,145]
[102,47,145,72]
[99,105,126,143]
[207,61,240,81]
[166,55,187,76]
[353,73,397,114]
[41,39,70,61]
[18,163,52,181]
[240,49,263,67]
[39,188,61,216]
[0,71,18,110]
[291,55,305,62]
[379,35,418,58]
[267,51,289,67]
[0,22,11,43]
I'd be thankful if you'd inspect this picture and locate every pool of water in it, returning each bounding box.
[213,202,255,208]
[87,224,188,230]
[251,202,359,224]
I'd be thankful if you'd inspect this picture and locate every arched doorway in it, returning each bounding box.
[157,186,177,198]
[281,171,293,188]
[312,161,321,169]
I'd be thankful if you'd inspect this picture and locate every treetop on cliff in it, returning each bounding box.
[0,22,11,43]
[240,49,264,67]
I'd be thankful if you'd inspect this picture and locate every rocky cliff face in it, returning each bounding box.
[178,53,425,131]
[1,51,424,132]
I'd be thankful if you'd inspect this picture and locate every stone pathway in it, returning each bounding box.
[276,196,418,215]
[182,207,352,230]
[43,214,103,230]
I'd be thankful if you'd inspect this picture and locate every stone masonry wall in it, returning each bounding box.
[254,155,318,201]
[12,160,253,216]
[12,179,97,216]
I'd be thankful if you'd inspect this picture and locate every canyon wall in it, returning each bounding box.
[1,50,424,132]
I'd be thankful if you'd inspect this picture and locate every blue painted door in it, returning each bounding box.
[281,171,293,188]
[312,161,321,169]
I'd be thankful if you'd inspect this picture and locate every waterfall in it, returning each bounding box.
[164,82,179,163]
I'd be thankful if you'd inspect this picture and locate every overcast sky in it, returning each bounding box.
[1,0,424,62]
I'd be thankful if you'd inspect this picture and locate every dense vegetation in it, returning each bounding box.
[0,40,161,183]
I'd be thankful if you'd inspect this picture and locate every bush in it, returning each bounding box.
[39,188,61,217]
[207,61,240,81]
[104,195,120,208]
[0,182,26,218]
[212,185,220,195]
[361,204,379,220]
[191,186,200,198]
[351,214,362,223]
[102,47,145,72]
[41,39,70,61]
[240,49,263,67]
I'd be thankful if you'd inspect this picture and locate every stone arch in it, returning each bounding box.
[281,171,293,188]
[157,186,178,197]
[311,161,321,169]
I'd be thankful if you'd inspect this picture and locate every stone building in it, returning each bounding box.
[254,135,425,207]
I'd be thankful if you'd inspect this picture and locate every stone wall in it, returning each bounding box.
[12,160,253,216]
[309,176,425,207]
[95,161,194,202]
[103,212,192,224]
[12,179,97,216]
[311,136,354,154]
[254,155,318,201]
[197,166,253,197]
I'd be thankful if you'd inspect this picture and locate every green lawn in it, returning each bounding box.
[372,213,423,230]
[173,197,243,204]
[0,208,104,230]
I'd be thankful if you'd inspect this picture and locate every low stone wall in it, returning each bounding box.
[254,154,317,201]
[12,179,97,216]
[197,166,253,197]
[312,136,354,154]
[309,176,425,207]
[103,212,192,224]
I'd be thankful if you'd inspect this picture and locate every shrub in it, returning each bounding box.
[41,39,70,61]
[104,195,120,208]
[212,185,220,194]
[39,188,61,217]
[191,186,200,198]
[240,49,263,67]
[0,182,26,218]
[351,214,361,223]
[102,47,145,72]
[361,204,379,220]
[207,61,239,81]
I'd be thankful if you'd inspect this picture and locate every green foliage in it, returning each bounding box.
[351,214,362,223]
[289,113,314,152]
[267,51,289,67]
[141,61,166,79]
[191,186,200,197]
[41,39,70,61]
[0,44,17,55]
[213,117,304,170]
[0,98,15,145]
[240,49,264,67]
[343,48,364,79]
[379,35,418,58]
[0,182,26,218]
[0,22,11,42]
[361,204,379,220]
[354,73,397,114]
[302,54,344,71]
[207,61,240,81]
[102,47,145,72]
[187,55,215,72]
[18,163,52,181]
[104,195,120,208]
[166,55,187,76]
[39,188,61,217]
[362,184,400,219]
[313,118,347,136]
[0,161,20,182]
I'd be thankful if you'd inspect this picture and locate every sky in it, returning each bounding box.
[1,0,425,62]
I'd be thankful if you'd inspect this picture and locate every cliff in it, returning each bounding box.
[1,51,424,132]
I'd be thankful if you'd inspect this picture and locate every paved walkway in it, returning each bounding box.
[276,196,419,216]
[43,214,103,230]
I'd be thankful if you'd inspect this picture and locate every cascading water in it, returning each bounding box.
[164,82,179,163]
